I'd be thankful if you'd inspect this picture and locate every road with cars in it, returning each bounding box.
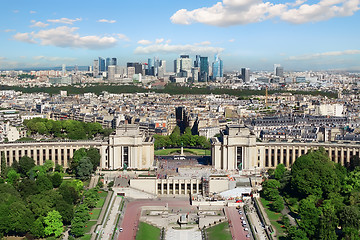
[225,207,251,240]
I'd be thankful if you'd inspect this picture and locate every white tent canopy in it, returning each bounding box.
[219,187,252,199]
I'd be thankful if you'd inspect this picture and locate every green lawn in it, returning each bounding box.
[96,198,105,208]
[98,191,108,198]
[154,148,210,156]
[136,222,161,240]
[260,197,286,237]
[89,208,101,220]
[84,220,97,233]
[79,234,91,240]
[206,222,232,240]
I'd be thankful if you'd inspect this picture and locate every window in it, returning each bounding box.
[236,147,243,170]
[123,147,129,168]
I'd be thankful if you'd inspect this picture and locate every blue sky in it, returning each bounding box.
[1,0,360,71]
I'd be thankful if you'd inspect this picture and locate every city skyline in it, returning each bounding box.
[1,0,360,71]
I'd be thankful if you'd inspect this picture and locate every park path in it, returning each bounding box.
[90,191,113,240]
[256,197,278,238]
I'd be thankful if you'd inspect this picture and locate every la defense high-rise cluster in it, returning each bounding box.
[174,54,223,82]
[91,54,223,83]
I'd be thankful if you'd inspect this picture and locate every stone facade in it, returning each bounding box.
[0,124,154,170]
[212,124,360,171]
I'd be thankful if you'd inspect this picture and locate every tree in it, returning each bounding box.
[349,155,360,171]
[271,196,285,212]
[19,155,35,177]
[7,201,35,234]
[287,226,309,240]
[36,174,53,192]
[44,210,63,237]
[70,217,86,237]
[317,201,338,240]
[11,159,20,173]
[339,205,360,229]
[274,163,286,180]
[43,160,54,172]
[35,121,48,135]
[70,148,87,172]
[55,164,64,173]
[298,195,322,238]
[262,179,281,201]
[1,152,6,178]
[291,149,340,198]
[55,200,74,225]
[58,184,80,205]
[341,227,360,240]
[6,169,20,185]
[51,172,63,188]
[31,216,46,238]
[86,148,101,171]
[71,204,89,237]
[28,191,60,217]
[17,178,39,198]
[281,214,290,229]
[75,157,93,180]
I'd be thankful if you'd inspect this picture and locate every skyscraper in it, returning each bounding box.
[194,55,201,67]
[108,65,116,81]
[147,58,153,75]
[200,56,209,82]
[241,68,250,83]
[106,58,111,71]
[174,55,192,78]
[111,58,117,66]
[99,57,106,73]
[274,64,281,75]
[93,59,99,76]
[212,54,223,79]
[276,66,284,77]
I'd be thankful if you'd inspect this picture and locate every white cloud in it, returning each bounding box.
[4,29,16,32]
[229,39,235,42]
[194,41,212,46]
[30,10,36,14]
[138,39,152,45]
[170,0,360,26]
[47,17,82,24]
[166,39,172,44]
[155,38,164,44]
[134,43,224,55]
[30,20,49,28]
[97,19,116,23]
[13,10,19,14]
[288,50,360,60]
[0,57,6,61]
[13,32,37,44]
[13,26,118,49]
[33,56,77,62]
[117,34,130,41]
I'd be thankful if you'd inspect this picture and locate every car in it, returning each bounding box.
[240,217,244,220]
[246,234,251,238]
[244,227,249,231]
[242,220,246,224]
[119,228,123,232]
[238,211,243,214]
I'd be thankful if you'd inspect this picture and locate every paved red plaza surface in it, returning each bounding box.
[119,199,250,240]
[118,199,193,240]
